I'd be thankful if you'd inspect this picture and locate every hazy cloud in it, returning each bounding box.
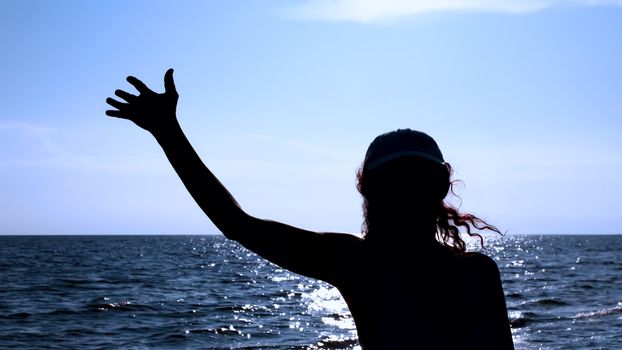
[0,121,165,174]
[217,133,353,163]
[283,0,622,23]
[0,122,67,159]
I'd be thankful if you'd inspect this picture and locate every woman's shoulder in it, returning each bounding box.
[464,251,498,264]
[462,251,502,278]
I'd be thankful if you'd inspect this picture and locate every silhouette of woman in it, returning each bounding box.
[106,69,515,349]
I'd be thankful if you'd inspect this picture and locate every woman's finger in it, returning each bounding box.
[126,76,152,94]
[115,89,136,103]
[105,109,126,118]
[106,97,128,110]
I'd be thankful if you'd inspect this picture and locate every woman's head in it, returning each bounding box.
[359,129,450,209]
[357,129,500,252]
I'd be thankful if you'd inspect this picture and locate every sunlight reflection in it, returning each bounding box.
[303,286,356,330]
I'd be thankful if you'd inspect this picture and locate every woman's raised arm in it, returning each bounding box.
[105,69,358,283]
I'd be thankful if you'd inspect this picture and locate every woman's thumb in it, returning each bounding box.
[164,68,176,94]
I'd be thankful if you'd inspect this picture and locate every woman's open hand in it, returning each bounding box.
[106,68,179,135]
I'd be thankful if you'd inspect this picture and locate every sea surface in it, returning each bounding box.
[0,234,621,349]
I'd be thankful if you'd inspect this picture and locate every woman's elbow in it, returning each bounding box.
[214,212,254,241]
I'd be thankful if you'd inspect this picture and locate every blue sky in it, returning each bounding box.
[1,0,621,235]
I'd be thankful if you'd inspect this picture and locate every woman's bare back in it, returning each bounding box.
[326,238,512,349]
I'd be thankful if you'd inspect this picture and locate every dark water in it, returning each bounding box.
[0,235,620,349]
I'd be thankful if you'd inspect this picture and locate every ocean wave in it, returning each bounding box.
[313,337,360,349]
[577,284,595,289]
[48,308,80,315]
[508,311,551,328]
[521,298,569,307]
[573,303,622,319]
[86,300,157,312]
[188,325,243,336]
[506,292,524,299]
[0,312,31,319]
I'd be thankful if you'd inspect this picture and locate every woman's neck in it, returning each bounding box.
[366,219,439,246]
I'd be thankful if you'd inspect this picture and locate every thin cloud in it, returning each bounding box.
[0,122,67,157]
[218,133,351,163]
[283,0,622,23]
[0,122,55,134]
[0,121,165,175]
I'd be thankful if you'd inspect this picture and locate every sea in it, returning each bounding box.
[0,234,621,350]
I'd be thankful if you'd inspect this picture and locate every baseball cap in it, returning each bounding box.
[364,129,445,170]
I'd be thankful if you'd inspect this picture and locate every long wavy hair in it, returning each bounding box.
[356,161,501,253]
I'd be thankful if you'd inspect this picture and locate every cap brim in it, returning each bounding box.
[365,151,445,170]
